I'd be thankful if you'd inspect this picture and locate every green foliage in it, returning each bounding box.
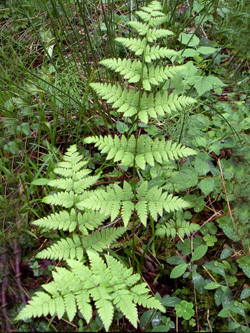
[85,135,197,168]
[175,301,195,320]
[16,250,165,331]
[10,0,250,332]
[15,145,165,330]
[31,145,126,260]
[156,218,200,238]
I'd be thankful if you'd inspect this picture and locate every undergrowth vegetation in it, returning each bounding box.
[1,0,250,332]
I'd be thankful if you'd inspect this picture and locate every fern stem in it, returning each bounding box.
[131,34,148,273]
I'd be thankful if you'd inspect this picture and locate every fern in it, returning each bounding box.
[78,181,189,227]
[16,251,165,331]
[85,134,196,168]
[156,219,200,238]
[16,1,200,331]
[36,227,126,260]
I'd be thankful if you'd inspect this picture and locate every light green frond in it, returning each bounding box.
[141,92,196,120]
[66,259,95,288]
[115,38,146,56]
[147,28,174,42]
[128,21,173,42]
[47,178,74,191]
[142,65,185,89]
[90,83,195,121]
[87,250,110,279]
[127,21,149,35]
[89,83,139,117]
[36,234,83,260]
[75,291,92,323]
[112,291,138,328]
[136,182,190,225]
[82,227,126,252]
[47,175,98,193]
[85,135,196,169]
[105,255,138,283]
[144,46,179,63]
[15,292,56,320]
[78,211,107,235]
[131,284,165,312]
[53,145,88,176]
[77,182,134,223]
[42,191,76,208]
[100,58,143,82]
[64,293,77,322]
[135,1,166,28]
[156,219,200,238]
[17,252,166,331]
[73,176,99,193]
[32,209,77,232]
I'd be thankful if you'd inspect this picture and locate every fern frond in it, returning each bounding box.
[156,219,200,238]
[42,191,76,208]
[106,255,140,286]
[131,283,165,311]
[142,64,185,89]
[145,46,179,63]
[140,92,196,120]
[99,58,143,82]
[82,227,126,252]
[16,250,165,331]
[128,21,174,41]
[75,291,92,323]
[115,38,147,57]
[77,211,108,235]
[136,182,190,226]
[85,135,197,169]
[90,83,139,117]
[52,145,88,175]
[127,21,149,36]
[36,234,84,260]
[48,175,99,193]
[136,3,168,28]
[77,181,134,226]
[147,28,174,42]
[32,209,77,232]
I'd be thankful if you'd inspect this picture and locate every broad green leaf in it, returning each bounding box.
[162,296,181,307]
[194,158,211,176]
[175,301,194,320]
[183,194,206,213]
[32,179,50,186]
[220,248,233,260]
[218,307,231,318]
[170,264,188,279]
[198,178,215,196]
[166,256,185,265]
[194,76,224,96]
[240,288,250,300]
[179,33,199,47]
[171,168,198,189]
[242,266,250,278]
[197,46,217,55]
[204,282,221,290]
[192,272,206,294]
[139,310,154,328]
[182,48,199,58]
[116,121,129,134]
[191,245,208,262]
